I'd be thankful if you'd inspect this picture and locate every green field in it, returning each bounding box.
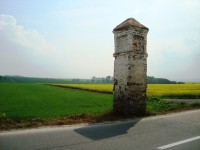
[1,83,199,121]
[0,83,112,119]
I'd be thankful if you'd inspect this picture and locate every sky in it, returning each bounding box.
[0,0,199,81]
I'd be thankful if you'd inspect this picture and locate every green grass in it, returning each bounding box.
[146,97,193,114]
[0,83,199,124]
[0,83,112,119]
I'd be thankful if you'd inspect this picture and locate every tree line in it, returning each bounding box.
[0,75,184,84]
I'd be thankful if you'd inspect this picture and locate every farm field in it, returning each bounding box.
[53,83,200,99]
[0,83,200,130]
[0,83,112,119]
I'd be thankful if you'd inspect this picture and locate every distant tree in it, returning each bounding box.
[147,76,177,84]
[100,77,106,83]
[91,76,96,83]
[106,76,112,83]
[72,78,80,83]
[178,82,185,84]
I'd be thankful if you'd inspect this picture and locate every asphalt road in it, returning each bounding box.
[0,109,200,150]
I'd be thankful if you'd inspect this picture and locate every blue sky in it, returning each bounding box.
[0,0,199,81]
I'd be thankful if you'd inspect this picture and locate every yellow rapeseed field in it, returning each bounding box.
[147,84,200,98]
[54,83,200,98]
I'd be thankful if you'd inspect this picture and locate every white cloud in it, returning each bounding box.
[0,14,114,78]
[0,14,53,54]
[0,14,63,77]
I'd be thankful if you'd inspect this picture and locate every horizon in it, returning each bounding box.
[1,74,199,82]
[0,0,200,82]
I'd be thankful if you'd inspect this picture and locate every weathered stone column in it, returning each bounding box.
[113,18,149,116]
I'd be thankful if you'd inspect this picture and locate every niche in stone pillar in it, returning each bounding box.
[116,35,128,53]
[133,35,144,54]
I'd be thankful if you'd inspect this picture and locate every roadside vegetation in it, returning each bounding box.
[0,83,200,130]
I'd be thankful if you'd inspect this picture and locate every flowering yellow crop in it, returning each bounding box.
[54,83,200,98]
[147,84,200,98]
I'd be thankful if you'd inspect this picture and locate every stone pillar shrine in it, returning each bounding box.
[113,18,149,116]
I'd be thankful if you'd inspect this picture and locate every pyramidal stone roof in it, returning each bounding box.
[113,18,149,31]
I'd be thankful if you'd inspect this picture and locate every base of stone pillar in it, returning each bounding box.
[113,99,146,117]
